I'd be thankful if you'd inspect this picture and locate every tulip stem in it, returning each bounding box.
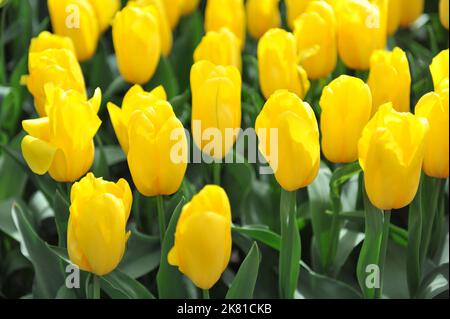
[92,275,101,299]
[213,162,221,185]
[157,195,166,244]
[202,289,210,299]
[377,210,391,299]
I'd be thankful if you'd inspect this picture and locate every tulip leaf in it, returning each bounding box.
[232,224,281,251]
[92,136,110,179]
[53,190,70,248]
[415,263,449,299]
[101,268,155,299]
[0,198,25,241]
[225,242,260,299]
[147,56,179,99]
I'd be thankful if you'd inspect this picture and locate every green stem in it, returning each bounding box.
[324,201,341,275]
[202,289,210,299]
[213,161,221,185]
[156,195,166,244]
[92,275,100,299]
[376,210,391,299]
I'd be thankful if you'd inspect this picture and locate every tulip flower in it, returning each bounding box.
[293,1,337,80]
[127,100,188,197]
[161,0,182,29]
[190,60,242,159]
[168,185,232,290]
[320,75,372,163]
[205,0,246,49]
[68,173,132,276]
[387,0,401,35]
[440,0,449,30]
[368,47,411,114]
[415,84,449,179]
[180,0,200,15]
[255,90,320,191]
[88,0,121,32]
[285,0,313,30]
[246,0,281,40]
[29,31,76,54]
[107,84,167,154]
[399,0,424,27]
[258,28,310,100]
[430,49,449,91]
[48,0,100,61]
[194,28,242,71]
[358,103,429,210]
[112,5,161,84]
[129,0,173,56]
[23,48,86,117]
[21,84,101,182]
[336,0,388,70]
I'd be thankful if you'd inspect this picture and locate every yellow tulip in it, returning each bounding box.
[294,1,337,80]
[387,0,401,35]
[29,31,75,54]
[320,75,372,163]
[258,28,310,100]
[68,173,132,276]
[358,103,428,210]
[415,84,449,179]
[285,0,313,30]
[21,84,101,182]
[399,0,424,27]
[112,5,161,84]
[440,0,449,30]
[368,47,411,114]
[127,100,188,197]
[180,0,200,15]
[168,185,232,289]
[23,48,86,117]
[255,90,320,191]
[336,0,388,70]
[48,0,100,61]
[129,0,173,56]
[190,60,242,159]
[205,0,246,49]
[194,28,242,71]
[161,0,182,29]
[107,84,167,154]
[430,49,449,91]
[246,0,281,40]
[88,0,121,32]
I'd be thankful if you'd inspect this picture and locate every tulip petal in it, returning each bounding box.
[21,135,57,175]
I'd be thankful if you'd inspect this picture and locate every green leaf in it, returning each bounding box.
[101,268,155,299]
[55,285,78,299]
[92,136,109,179]
[225,242,260,299]
[53,190,70,248]
[95,145,126,166]
[415,263,449,299]
[232,224,280,251]
[0,198,25,240]
[147,56,179,99]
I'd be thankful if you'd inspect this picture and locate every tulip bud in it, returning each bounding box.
[194,28,242,71]
[255,90,320,191]
[205,0,246,49]
[107,84,167,154]
[190,60,242,159]
[320,75,372,163]
[336,0,388,70]
[415,84,449,179]
[161,0,182,29]
[48,0,100,61]
[440,0,449,30]
[29,31,75,54]
[258,28,310,100]
[368,47,411,114]
[285,0,313,30]
[358,103,429,210]
[294,1,337,80]
[399,0,424,27]
[387,0,401,35]
[246,0,281,40]
[88,0,121,32]
[168,185,232,289]
[112,5,161,84]
[21,84,101,182]
[127,100,188,197]
[430,49,449,91]
[180,0,200,15]
[24,48,86,117]
[68,173,132,276]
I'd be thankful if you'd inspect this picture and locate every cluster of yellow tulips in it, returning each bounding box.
[16,0,449,298]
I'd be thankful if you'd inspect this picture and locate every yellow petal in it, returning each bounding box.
[21,135,57,175]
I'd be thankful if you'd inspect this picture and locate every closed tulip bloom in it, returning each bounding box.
[336,0,388,70]
[190,60,242,159]
[246,0,281,39]
[255,90,320,191]
[430,49,449,91]
[180,0,200,15]
[24,49,86,117]
[48,0,100,61]
[258,28,310,100]
[368,47,411,114]
[286,0,313,30]
[194,28,242,71]
[168,185,232,289]
[21,85,101,182]
[294,1,337,80]
[161,0,182,29]
[440,0,449,30]
[387,0,401,35]
[68,173,132,276]
[320,75,372,163]
[399,0,424,27]
[415,85,449,178]
[88,0,121,32]
[107,84,167,154]
[205,0,246,49]
[127,101,188,197]
[113,5,161,84]
[29,31,75,54]
[358,103,429,210]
